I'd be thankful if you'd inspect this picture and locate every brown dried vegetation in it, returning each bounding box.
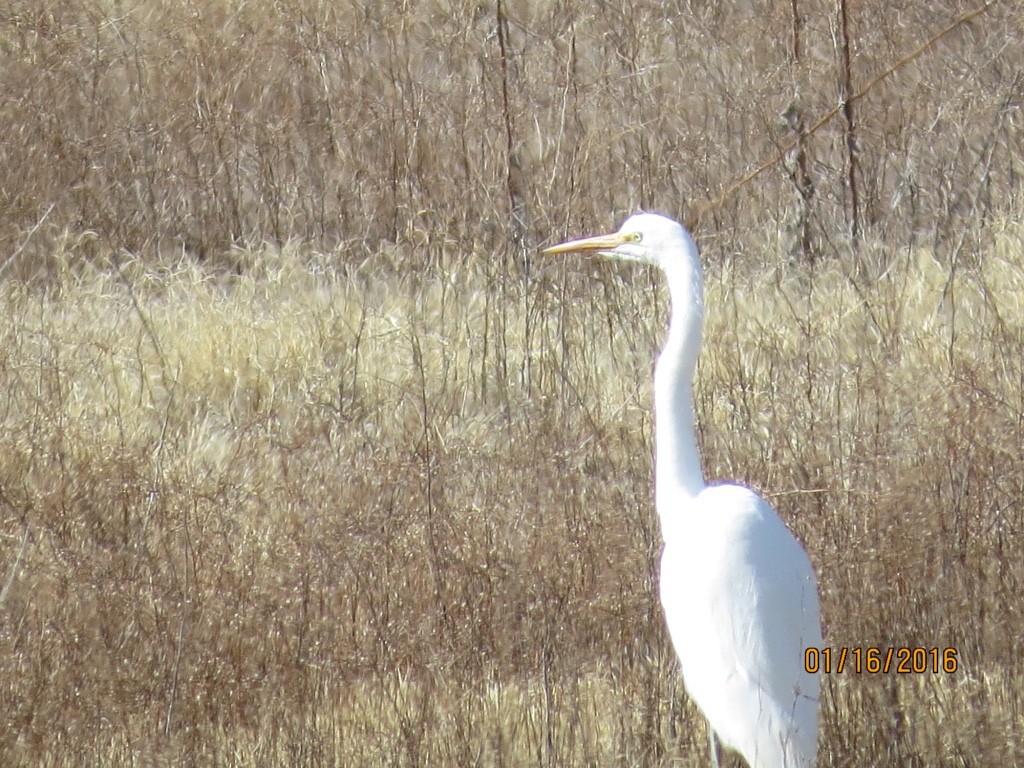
[1,0,1023,765]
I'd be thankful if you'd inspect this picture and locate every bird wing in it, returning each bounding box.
[660,483,821,766]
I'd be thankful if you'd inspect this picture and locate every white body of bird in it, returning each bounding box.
[544,214,822,768]
[661,485,820,767]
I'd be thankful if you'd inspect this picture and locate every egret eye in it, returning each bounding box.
[629,231,643,243]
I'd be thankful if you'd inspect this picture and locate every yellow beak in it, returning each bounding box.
[542,231,630,256]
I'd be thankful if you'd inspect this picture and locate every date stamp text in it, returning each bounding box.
[805,647,958,674]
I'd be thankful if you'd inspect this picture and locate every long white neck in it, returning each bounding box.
[653,249,707,519]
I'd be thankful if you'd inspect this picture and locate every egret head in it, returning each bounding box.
[542,213,695,271]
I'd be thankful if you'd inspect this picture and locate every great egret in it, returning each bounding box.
[544,214,822,768]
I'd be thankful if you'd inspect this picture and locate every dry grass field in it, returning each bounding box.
[2,1,1023,766]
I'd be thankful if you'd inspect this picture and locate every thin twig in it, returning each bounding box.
[836,0,861,250]
[0,204,56,279]
[0,526,30,609]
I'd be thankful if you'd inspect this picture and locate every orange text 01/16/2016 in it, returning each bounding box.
[805,646,959,674]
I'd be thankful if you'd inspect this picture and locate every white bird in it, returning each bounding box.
[544,214,822,768]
